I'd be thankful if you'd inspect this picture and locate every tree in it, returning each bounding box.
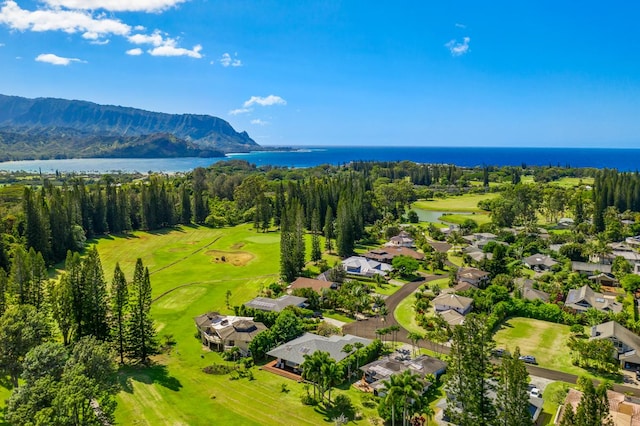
[179,183,192,224]
[0,269,6,317]
[611,256,632,280]
[392,256,420,278]
[0,305,51,386]
[81,247,109,340]
[192,167,208,224]
[50,273,76,345]
[126,259,157,363]
[445,314,495,426]
[407,332,423,358]
[110,263,128,364]
[379,370,424,426]
[302,350,330,401]
[621,274,640,294]
[321,357,343,404]
[324,206,334,253]
[574,377,613,426]
[495,347,533,426]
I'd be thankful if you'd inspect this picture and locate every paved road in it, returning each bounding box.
[343,271,640,397]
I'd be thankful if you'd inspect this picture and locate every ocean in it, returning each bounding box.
[0,146,639,174]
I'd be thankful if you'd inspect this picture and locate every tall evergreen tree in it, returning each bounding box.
[50,273,76,345]
[335,197,354,257]
[192,167,208,224]
[495,347,533,426]
[445,314,496,426]
[81,247,109,340]
[180,183,192,224]
[111,263,129,364]
[126,259,157,364]
[0,269,7,317]
[323,206,334,253]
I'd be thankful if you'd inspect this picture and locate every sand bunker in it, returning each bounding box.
[205,250,254,266]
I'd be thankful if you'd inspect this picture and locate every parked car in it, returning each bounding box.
[529,387,542,398]
[519,355,537,364]
[492,348,509,358]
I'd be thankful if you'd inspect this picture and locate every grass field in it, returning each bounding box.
[413,193,497,213]
[84,224,383,425]
[394,278,449,335]
[439,213,491,226]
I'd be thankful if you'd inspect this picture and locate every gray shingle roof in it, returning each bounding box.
[244,295,307,312]
[565,285,622,313]
[266,333,372,366]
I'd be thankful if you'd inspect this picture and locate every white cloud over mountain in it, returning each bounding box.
[243,95,286,108]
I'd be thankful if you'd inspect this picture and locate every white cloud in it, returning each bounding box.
[250,119,268,126]
[0,1,204,60]
[229,108,252,115]
[42,0,187,13]
[243,95,286,108]
[0,42,4,46]
[455,23,466,29]
[126,47,142,56]
[127,30,165,47]
[149,42,202,58]
[0,1,131,38]
[89,38,109,45]
[35,53,84,65]
[445,36,470,56]
[220,52,241,67]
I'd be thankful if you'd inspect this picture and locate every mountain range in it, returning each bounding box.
[0,94,260,161]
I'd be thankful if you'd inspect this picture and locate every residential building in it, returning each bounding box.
[267,333,372,372]
[244,295,307,312]
[385,231,415,248]
[194,312,267,355]
[514,278,550,302]
[556,388,640,425]
[571,261,612,275]
[523,253,558,272]
[456,267,490,288]
[363,246,425,263]
[359,354,447,396]
[590,321,640,370]
[341,256,393,277]
[437,309,465,326]
[564,285,622,314]
[432,293,473,315]
[288,277,337,294]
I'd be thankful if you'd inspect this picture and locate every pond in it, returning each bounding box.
[412,209,472,223]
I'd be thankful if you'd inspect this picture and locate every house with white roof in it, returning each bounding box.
[341,256,393,278]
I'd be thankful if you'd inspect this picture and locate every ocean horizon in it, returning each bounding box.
[1,146,639,174]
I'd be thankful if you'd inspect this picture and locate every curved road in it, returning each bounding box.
[342,271,640,397]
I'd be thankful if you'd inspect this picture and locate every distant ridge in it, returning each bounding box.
[0,94,260,161]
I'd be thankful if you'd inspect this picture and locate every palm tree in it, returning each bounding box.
[302,351,331,400]
[353,341,365,371]
[407,332,423,358]
[382,370,424,426]
[321,359,344,404]
[341,343,354,380]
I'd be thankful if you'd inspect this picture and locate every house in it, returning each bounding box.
[590,321,640,370]
[385,231,415,248]
[588,272,619,287]
[514,278,550,302]
[463,246,493,263]
[453,281,476,293]
[244,295,308,312]
[363,246,425,263]
[288,277,337,294]
[194,312,267,355]
[432,293,473,315]
[341,256,393,278]
[523,253,558,272]
[571,261,612,275]
[564,285,622,314]
[555,388,640,425]
[625,235,640,248]
[456,267,490,288]
[267,333,372,372]
[437,309,465,326]
[359,354,447,396]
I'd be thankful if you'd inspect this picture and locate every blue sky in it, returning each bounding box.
[1,1,639,147]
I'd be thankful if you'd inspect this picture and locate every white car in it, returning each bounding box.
[529,387,542,398]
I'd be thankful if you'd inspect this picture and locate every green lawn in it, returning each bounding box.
[439,213,491,226]
[394,292,426,335]
[22,224,381,425]
[538,381,571,426]
[493,317,621,382]
[413,193,498,212]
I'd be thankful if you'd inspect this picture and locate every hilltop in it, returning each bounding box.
[0,94,260,161]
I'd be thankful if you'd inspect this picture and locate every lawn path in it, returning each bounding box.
[148,235,224,276]
[151,274,279,304]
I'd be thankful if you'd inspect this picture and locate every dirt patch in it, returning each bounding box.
[230,242,245,249]
[205,250,254,266]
